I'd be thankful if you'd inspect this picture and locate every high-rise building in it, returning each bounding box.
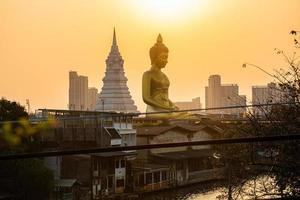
[88,87,98,111]
[252,82,285,116]
[95,29,138,113]
[205,75,246,115]
[175,97,202,111]
[69,71,88,110]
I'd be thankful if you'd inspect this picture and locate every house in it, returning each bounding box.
[54,179,81,200]
[131,162,170,192]
[34,109,138,198]
[91,151,137,199]
[136,123,225,187]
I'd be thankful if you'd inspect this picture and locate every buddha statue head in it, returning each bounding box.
[150,34,169,69]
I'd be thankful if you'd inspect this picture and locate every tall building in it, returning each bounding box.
[69,71,88,110]
[175,97,202,111]
[88,87,98,111]
[252,82,285,116]
[205,75,246,115]
[95,29,138,113]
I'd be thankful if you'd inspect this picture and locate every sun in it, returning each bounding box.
[129,0,206,24]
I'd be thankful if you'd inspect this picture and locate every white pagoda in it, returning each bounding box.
[95,29,138,113]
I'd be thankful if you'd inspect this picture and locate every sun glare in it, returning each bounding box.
[130,0,206,24]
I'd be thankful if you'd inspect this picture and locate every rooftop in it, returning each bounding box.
[137,124,223,137]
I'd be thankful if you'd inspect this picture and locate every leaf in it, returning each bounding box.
[290,30,297,35]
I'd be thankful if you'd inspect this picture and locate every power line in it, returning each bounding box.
[0,134,299,160]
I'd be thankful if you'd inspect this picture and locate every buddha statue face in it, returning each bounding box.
[150,34,169,69]
[154,52,168,69]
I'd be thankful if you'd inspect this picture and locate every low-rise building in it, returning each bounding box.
[205,75,246,115]
[91,151,136,199]
[88,87,98,111]
[131,162,170,192]
[136,123,225,187]
[174,97,202,111]
[252,82,286,116]
[35,109,138,199]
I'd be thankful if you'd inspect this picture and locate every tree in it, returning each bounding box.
[0,98,54,200]
[0,158,54,200]
[217,32,300,199]
[0,98,28,121]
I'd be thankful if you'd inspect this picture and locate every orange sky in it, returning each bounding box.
[0,0,299,112]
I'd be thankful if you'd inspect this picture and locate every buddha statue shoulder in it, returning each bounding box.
[142,34,179,117]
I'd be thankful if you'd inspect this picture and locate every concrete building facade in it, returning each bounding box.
[205,75,246,115]
[88,87,98,111]
[252,82,285,116]
[175,97,202,111]
[69,71,88,110]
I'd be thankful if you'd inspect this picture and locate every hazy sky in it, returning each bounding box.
[1,0,300,112]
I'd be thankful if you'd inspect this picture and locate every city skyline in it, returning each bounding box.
[1,2,299,200]
[1,0,299,111]
[68,69,280,114]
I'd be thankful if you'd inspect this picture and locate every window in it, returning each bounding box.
[177,162,184,170]
[93,160,98,170]
[116,179,124,187]
[146,173,152,184]
[120,159,125,168]
[153,171,160,183]
[123,134,128,145]
[139,174,144,186]
[115,160,119,168]
[108,176,113,189]
[101,178,107,190]
[188,158,202,172]
[96,183,101,195]
[162,171,167,181]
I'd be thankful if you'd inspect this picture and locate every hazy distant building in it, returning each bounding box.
[69,71,88,110]
[175,97,202,111]
[252,82,285,116]
[205,75,246,115]
[95,29,138,113]
[88,87,98,111]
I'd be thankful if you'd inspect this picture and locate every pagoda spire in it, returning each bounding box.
[107,27,121,61]
[96,28,138,113]
[112,27,117,46]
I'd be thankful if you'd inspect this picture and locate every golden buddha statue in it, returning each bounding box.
[142,34,180,118]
